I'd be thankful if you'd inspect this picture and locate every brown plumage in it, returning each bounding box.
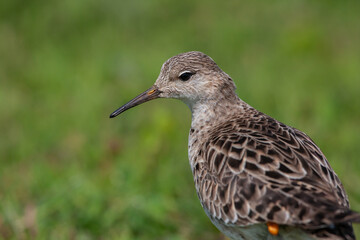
[110,51,360,239]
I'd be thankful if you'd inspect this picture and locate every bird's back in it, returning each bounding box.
[189,102,359,239]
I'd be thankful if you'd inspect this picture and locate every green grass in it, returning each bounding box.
[1,0,360,239]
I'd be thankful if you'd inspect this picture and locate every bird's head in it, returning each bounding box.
[110,51,236,118]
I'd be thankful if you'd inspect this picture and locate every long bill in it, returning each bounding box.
[109,86,161,118]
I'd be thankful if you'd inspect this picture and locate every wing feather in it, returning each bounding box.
[194,113,359,230]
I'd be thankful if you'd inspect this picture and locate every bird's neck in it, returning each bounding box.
[188,95,247,131]
[185,94,250,170]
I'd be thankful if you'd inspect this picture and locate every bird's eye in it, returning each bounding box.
[179,71,194,81]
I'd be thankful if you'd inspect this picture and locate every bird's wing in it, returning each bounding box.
[195,113,360,229]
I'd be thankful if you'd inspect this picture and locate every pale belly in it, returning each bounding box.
[204,209,316,240]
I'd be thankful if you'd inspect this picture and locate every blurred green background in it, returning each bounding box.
[1,0,360,239]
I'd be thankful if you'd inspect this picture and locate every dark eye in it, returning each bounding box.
[179,71,194,81]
